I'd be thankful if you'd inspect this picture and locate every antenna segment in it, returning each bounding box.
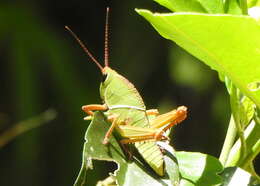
[104,7,110,67]
[65,26,103,72]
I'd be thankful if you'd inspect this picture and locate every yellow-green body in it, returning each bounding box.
[100,67,164,176]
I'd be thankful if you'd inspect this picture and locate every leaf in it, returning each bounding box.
[154,0,224,13]
[136,10,260,109]
[157,142,223,186]
[248,0,260,7]
[164,154,180,185]
[154,0,206,13]
[74,112,124,186]
[157,141,180,185]
[179,179,195,186]
[74,112,180,186]
[96,176,117,186]
[175,151,223,186]
[74,144,88,186]
[220,167,260,185]
[227,80,255,128]
[240,95,255,126]
[117,161,172,186]
[83,113,125,163]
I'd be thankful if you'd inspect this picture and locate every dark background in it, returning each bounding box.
[1,0,256,185]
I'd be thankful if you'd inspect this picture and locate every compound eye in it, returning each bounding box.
[102,74,108,82]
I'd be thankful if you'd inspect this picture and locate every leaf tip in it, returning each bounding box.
[135,9,153,17]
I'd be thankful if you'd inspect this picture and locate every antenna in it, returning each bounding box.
[65,26,103,72]
[104,7,110,67]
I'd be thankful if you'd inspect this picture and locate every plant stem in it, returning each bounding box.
[230,85,248,164]
[219,115,237,166]
[225,118,260,169]
[235,119,247,162]
[240,0,248,15]
[241,139,260,170]
[223,0,230,13]
[0,109,56,148]
[248,163,260,181]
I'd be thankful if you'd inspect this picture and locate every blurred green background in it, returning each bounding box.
[1,1,257,185]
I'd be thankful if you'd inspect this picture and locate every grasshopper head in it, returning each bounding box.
[101,66,110,82]
[100,66,118,100]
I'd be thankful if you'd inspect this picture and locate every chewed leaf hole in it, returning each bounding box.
[247,81,260,92]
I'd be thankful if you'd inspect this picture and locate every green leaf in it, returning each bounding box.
[228,81,255,128]
[154,0,224,13]
[248,0,260,7]
[179,179,195,186]
[74,144,88,186]
[175,151,223,186]
[74,112,124,186]
[154,0,206,13]
[240,95,255,126]
[157,141,181,185]
[96,176,117,186]
[165,154,180,185]
[74,112,181,186]
[220,167,260,185]
[117,161,173,186]
[136,10,260,109]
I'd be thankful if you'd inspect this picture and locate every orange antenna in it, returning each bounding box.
[104,7,110,67]
[65,26,103,72]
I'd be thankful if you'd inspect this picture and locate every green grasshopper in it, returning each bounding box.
[66,7,187,176]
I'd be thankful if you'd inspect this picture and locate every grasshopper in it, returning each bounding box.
[66,7,187,176]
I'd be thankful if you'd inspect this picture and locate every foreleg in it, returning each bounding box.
[82,104,108,116]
